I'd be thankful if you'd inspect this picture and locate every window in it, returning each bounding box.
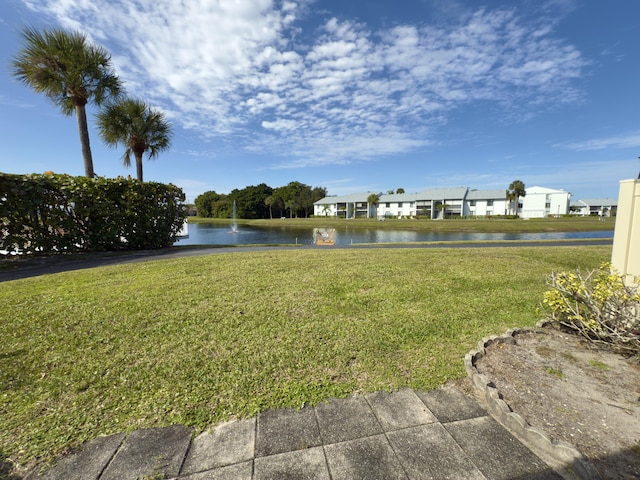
[487,200,493,206]
[398,202,403,207]
[545,202,551,208]
[469,200,476,206]
[386,203,390,207]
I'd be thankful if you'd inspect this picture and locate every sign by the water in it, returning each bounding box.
[313,228,336,246]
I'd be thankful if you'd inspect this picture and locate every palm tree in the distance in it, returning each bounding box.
[97,98,172,182]
[506,180,526,217]
[367,193,380,218]
[12,27,122,177]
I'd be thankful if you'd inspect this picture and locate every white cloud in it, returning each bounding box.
[180,150,217,159]
[0,94,36,109]
[24,0,587,167]
[261,118,298,131]
[561,131,640,151]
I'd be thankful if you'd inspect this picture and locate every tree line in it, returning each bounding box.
[12,27,171,182]
[195,182,327,219]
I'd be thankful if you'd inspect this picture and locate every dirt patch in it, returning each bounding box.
[473,326,640,480]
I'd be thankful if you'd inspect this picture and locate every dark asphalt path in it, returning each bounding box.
[0,239,612,283]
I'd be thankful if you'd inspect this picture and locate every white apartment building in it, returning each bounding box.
[465,189,509,216]
[570,198,617,217]
[314,185,574,219]
[520,186,571,219]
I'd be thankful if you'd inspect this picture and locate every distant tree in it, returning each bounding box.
[229,183,273,219]
[387,189,395,195]
[506,180,526,217]
[272,182,326,218]
[321,204,331,217]
[195,191,221,218]
[96,97,172,182]
[367,193,380,218]
[297,188,314,218]
[210,195,230,218]
[284,199,299,219]
[505,190,515,215]
[437,202,449,219]
[396,188,405,194]
[12,27,122,177]
[271,189,286,218]
[312,187,328,199]
[264,195,274,219]
[273,182,302,218]
[299,186,327,217]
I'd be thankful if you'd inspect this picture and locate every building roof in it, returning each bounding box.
[419,187,469,200]
[314,192,376,205]
[467,189,506,200]
[525,186,569,195]
[315,186,578,206]
[379,192,423,202]
[571,198,618,207]
[316,188,472,205]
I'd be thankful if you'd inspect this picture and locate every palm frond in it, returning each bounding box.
[12,26,122,115]
[96,97,173,179]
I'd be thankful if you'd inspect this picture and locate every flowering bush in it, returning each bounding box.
[542,263,640,356]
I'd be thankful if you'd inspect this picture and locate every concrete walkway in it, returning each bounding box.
[30,386,562,480]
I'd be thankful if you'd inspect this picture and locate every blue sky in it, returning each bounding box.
[1,0,639,203]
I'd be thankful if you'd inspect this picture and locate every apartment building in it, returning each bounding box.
[314,185,574,219]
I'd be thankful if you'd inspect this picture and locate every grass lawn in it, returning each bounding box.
[189,215,615,233]
[1,245,610,472]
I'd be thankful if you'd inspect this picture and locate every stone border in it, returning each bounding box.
[464,321,602,480]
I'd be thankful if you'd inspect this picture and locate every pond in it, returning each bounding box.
[176,223,614,247]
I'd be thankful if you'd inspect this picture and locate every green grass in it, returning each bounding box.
[0,246,610,472]
[189,215,614,233]
[588,359,610,371]
[543,367,566,379]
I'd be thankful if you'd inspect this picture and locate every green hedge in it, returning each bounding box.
[0,173,186,254]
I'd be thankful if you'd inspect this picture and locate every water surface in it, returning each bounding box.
[176,223,613,247]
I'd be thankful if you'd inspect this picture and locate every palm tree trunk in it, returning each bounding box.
[75,104,95,178]
[135,152,144,182]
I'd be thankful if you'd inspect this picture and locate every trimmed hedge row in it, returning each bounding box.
[0,173,186,254]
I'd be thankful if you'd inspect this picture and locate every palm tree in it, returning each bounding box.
[507,180,526,217]
[505,190,515,215]
[437,202,449,219]
[264,196,274,219]
[96,98,172,182]
[12,27,122,177]
[367,193,380,218]
[284,200,299,219]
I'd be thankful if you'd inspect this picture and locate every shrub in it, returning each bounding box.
[0,173,186,254]
[542,263,640,356]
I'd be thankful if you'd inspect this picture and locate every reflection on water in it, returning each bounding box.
[176,223,613,247]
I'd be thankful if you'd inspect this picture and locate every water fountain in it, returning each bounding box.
[231,200,238,233]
